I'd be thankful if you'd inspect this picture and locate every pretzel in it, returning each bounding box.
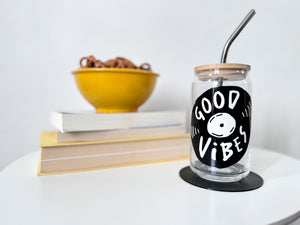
[80,55,97,68]
[139,63,151,71]
[94,60,104,68]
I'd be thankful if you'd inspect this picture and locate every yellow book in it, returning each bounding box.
[38,131,190,175]
[56,125,186,143]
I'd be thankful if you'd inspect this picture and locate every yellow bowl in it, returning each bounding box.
[72,68,159,113]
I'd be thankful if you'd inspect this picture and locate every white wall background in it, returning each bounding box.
[0,0,299,170]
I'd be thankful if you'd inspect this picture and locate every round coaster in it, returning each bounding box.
[179,166,263,192]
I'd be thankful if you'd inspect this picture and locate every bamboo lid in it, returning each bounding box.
[195,63,250,72]
[194,63,251,80]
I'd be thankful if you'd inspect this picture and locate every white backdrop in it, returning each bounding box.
[0,0,300,170]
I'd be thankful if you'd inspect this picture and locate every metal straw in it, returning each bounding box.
[217,9,256,86]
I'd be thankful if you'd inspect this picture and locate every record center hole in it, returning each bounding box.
[220,123,224,127]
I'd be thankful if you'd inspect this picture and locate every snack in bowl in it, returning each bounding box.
[72,56,159,113]
[79,55,151,71]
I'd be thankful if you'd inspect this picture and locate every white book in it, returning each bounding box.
[51,110,186,132]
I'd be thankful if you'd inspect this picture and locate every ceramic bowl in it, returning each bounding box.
[72,68,159,113]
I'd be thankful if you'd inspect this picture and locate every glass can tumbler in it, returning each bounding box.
[190,63,252,182]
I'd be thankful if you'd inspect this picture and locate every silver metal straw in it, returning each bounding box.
[217,9,256,86]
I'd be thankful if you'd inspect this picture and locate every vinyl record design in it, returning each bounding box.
[191,86,251,168]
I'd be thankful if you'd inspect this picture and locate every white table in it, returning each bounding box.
[1,148,300,225]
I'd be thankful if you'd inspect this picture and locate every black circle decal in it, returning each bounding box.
[191,86,251,168]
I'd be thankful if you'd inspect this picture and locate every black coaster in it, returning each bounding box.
[179,166,263,192]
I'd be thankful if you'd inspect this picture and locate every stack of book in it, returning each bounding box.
[38,111,189,175]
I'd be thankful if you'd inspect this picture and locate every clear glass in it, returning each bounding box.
[190,68,252,182]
